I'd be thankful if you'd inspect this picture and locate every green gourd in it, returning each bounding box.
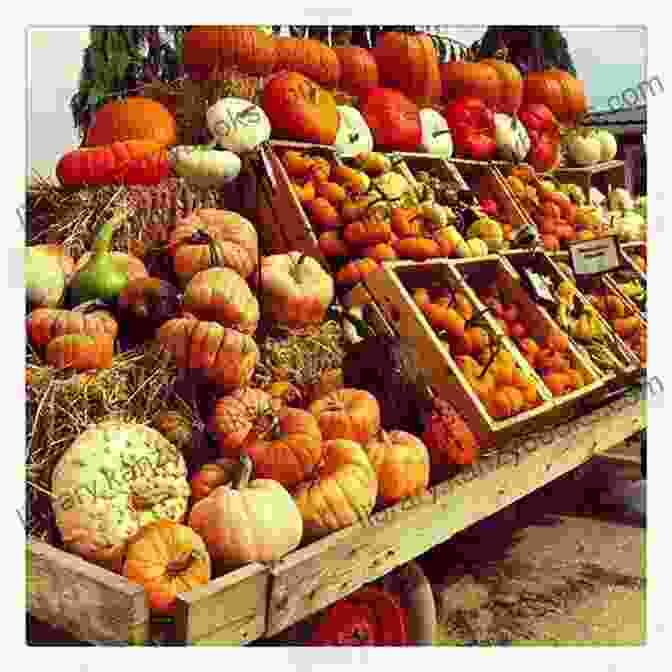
[68,210,130,306]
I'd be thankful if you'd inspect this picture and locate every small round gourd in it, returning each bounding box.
[206,98,271,153]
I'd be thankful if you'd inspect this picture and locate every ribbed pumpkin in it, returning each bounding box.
[210,387,279,457]
[293,439,378,540]
[480,59,524,115]
[27,305,118,348]
[523,69,588,124]
[169,209,259,288]
[333,46,379,97]
[45,333,115,370]
[273,37,341,88]
[374,32,441,106]
[182,267,259,334]
[440,61,500,108]
[364,430,430,505]
[242,407,324,489]
[183,26,277,79]
[158,316,259,392]
[85,97,177,148]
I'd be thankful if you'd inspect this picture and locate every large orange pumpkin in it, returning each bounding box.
[123,520,211,614]
[523,69,587,124]
[479,59,524,115]
[309,388,381,445]
[242,407,324,489]
[439,61,500,108]
[85,97,177,148]
[364,430,430,505]
[374,32,442,106]
[293,439,378,539]
[273,37,341,88]
[333,46,379,97]
[183,26,277,79]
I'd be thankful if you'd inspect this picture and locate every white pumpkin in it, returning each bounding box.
[206,98,271,154]
[419,109,453,156]
[334,105,374,158]
[594,129,618,162]
[171,146,242,188]
[564,131,602,166]
[608,187,635,212]
[494,113,530,162]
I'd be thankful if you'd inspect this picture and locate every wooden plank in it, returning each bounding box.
[27,540,150,645]
[265,395,644,637]
[174,563,269,645]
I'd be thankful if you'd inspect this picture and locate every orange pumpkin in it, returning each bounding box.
[306,197,342,230]
[439,61,500,108]
[182,267,259,334]
[391,208,423,238]
[243,407,324,488]
[183,26,277,78]
[210,387,279,457]
[335,258,380,286]
[362,243,398,263]
[374,32,442,106]
[523,69,588,124]
[293,439,378,539]
[27,305,118,348]
[333,45,380,96]
[433,227,456,257]
[273,37,341,88]
[395,237,440,261]
[168,209,259,287]
[123,520,211,614]
[422,397,479,466]
[157,316,259,392]
[364,430,430,505]
[318,231,350,258]
[479,59,524,115]
[85,97,177,148]
[344,217,392,247]
[45,333,114,371]
[309,388,381,445]
[190,458,240,503]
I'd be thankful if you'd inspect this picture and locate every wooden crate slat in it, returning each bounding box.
[28,540,150,645]
[266,394,644,637]
[174,563,269,645]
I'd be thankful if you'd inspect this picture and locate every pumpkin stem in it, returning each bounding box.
[235,455,254,491]
[166,550,194,577]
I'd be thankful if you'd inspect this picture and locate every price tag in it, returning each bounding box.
[569,235,624,277]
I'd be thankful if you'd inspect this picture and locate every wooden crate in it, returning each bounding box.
[502,250,639,385]
[396,154,533,236]
[363,258,557,448]
[28,539,270,645]
[549,160,626,201]
[449,256,609,415]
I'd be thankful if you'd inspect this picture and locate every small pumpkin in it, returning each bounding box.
[362,243,398,263]
[335,258,380,286]
[259,252,335,328]
[123,520,211,614]
[25,246,71,309]
[117,277,181,329]
[293,439,378,540]
[391,208,424,239]
[188,455,303,566]
[157,316,259,392]
[169,209,259,287]
[395,237,441,261]
[45,333,115,370]
[206,98,272,153]
[170,145,242,188]
[306,197,342,231]
[210,387,279,457]
[364,430,430,505]
[344,217,392,248]
[182,267,259,334]
[422,397,479,466]
[309,388,381,445]
[242,407,324,489]
[190,458,240,502]
[27,303,118,348]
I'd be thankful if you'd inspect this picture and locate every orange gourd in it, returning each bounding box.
[273,37,341,88]
[343,217,392,247]
[395,237,440,261]
[335,258,380,286]
[334,46,380,96]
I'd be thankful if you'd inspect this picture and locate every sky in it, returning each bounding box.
[27,26,647,179]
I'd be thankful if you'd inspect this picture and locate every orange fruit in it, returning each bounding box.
[547,330,569,353]
[424,304,466,339]
[511,366,529,389]
[466,326,490,352]
[454,292,474,321]
[522,382,539,406]
[519,337,540,356]
[543,372,571,397]
[414,288,431,307]
[566,369,585,390]
[317,181,347,204]
[493,362,515,387]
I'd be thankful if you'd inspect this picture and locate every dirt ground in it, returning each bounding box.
[421,444,646,646]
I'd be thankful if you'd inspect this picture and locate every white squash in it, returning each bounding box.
[206,98,271,154]
[171,146,242,188]
[494,113,530,162]
[564,131,602,166]
[419,109,453,156]
[334,106,374,158]
[594,129,618,162]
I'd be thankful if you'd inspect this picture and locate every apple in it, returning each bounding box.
[419,108,453,156]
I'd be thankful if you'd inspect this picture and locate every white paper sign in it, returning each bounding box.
[569,236,622,276]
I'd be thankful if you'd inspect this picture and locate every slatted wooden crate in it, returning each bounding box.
[502,250,639,385]
[362,258,558,448]
[549,160,626,202]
